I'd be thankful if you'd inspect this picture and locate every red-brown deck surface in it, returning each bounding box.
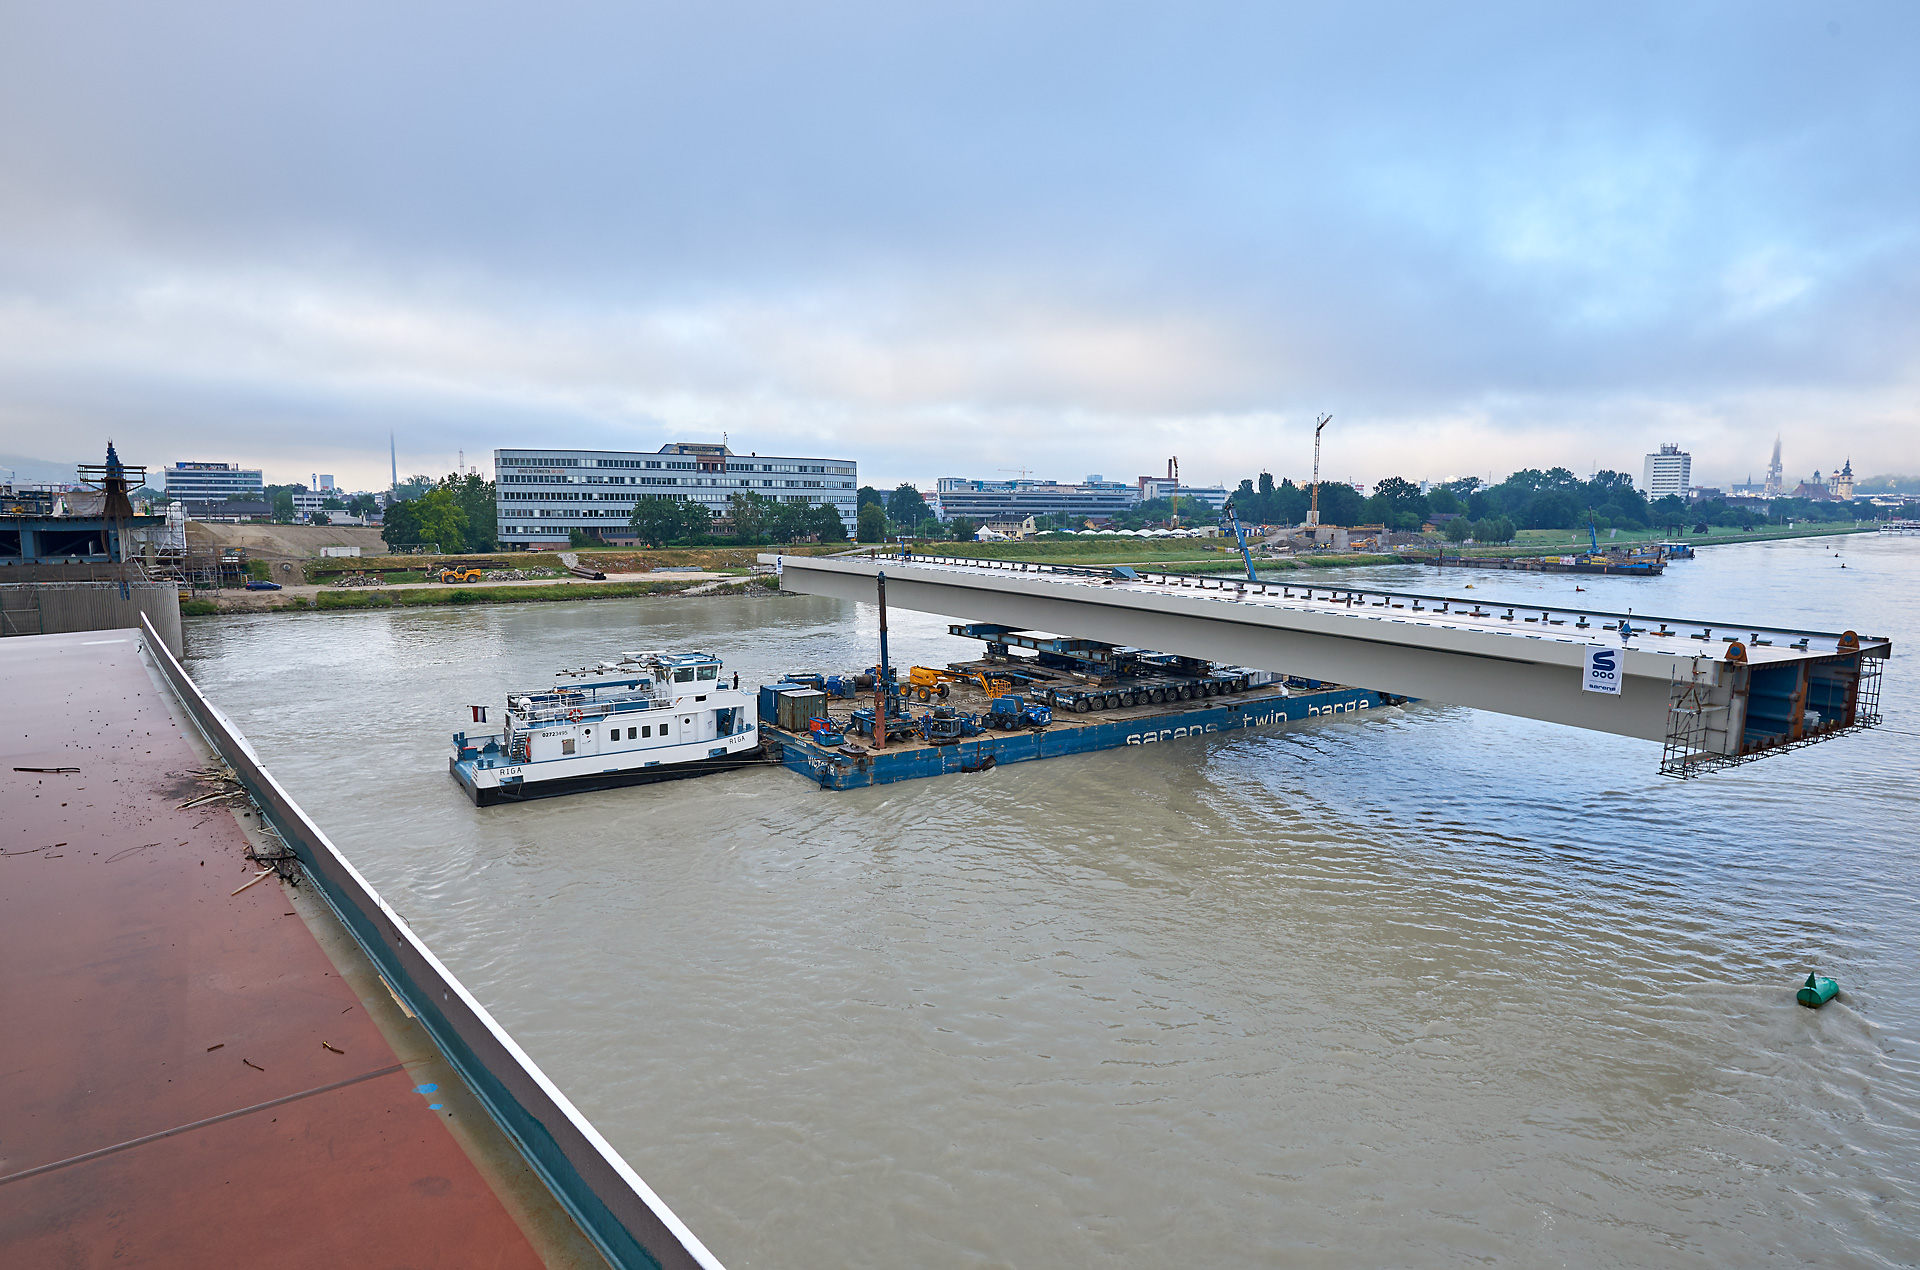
[0,631,547,1268]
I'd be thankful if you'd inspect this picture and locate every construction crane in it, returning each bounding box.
[998,467,1035,479]
[1224,498,1259,582]
[1307,414,1331,526]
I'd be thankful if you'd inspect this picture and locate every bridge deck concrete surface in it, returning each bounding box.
[771,553,1891,751]
[0,632,552,1269]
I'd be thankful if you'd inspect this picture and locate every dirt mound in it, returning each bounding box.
[186,522,388,560]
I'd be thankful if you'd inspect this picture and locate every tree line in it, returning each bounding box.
[378,464,1903,556]
[1228,465,1886,539]
[380,472,500,552]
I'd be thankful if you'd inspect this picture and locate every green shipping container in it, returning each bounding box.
[776,688,828,733]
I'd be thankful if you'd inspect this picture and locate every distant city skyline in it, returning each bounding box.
[0,430,1906,499]
[2,5,1915,494]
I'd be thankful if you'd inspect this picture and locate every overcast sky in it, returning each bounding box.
[1,1,1913,492]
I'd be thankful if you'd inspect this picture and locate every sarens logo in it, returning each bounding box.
[1583,646,1622,695]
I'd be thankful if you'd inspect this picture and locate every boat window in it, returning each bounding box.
[627,727,637,740]
[674,668,695,683]
[561,739,576,755]
[697,665,718,680]
[660,722,669,736]
[642,725,651,738]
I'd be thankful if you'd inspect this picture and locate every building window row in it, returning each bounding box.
[501,460,853,477]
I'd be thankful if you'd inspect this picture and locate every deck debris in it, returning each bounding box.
[242,1058,265,1071]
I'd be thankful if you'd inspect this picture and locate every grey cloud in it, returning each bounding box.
[0,1,1915,489]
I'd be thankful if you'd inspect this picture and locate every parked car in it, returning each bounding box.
[244,580,283,591]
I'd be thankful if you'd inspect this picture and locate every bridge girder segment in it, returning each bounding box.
[767,553,1889,769]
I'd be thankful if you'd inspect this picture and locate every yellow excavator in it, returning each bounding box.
[438,566,484,584]
[906,665,1017,703]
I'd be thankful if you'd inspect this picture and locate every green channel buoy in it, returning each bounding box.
[1796,972,1839,1009]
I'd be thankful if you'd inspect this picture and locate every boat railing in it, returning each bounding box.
[514,694,675,727]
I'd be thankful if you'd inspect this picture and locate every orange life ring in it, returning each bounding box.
[566,708,584,722]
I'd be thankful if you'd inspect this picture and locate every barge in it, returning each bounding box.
[762,671,1404,791]
[451,650,763,805]
[1425,550,1664,576]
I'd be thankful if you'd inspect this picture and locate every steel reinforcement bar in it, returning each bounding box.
[138,614,724,1270]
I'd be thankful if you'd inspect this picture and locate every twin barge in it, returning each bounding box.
[761,677,1401,791]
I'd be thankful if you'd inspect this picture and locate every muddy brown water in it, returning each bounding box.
[185,532,1920,1268]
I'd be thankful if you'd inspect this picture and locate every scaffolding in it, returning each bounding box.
[1661,649,1884,779]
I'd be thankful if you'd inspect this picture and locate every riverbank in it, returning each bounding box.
[903,521,1878,574]
[181,525,1875,615]
[182,574,779,616]
[297,544,842,585]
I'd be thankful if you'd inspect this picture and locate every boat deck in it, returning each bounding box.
[0,632,579,1267]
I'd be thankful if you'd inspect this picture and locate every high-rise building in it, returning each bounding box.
[1642,444,1692,500]
[493,443,857,548]
[162,461,264,502]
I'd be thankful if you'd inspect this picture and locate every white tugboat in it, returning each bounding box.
[451,650,762,805]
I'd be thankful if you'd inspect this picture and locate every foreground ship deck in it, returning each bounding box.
[1,629,723,1269]
[0,632,583,1267]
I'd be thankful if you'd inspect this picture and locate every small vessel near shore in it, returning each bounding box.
[1425,550,1665,576]
[451,650,763,805]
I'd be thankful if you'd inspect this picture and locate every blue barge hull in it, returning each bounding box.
[770,684,1399,790]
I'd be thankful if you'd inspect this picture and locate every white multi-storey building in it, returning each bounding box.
[1642,444,1692,500]
[162,461,264,501]
[493,443,858,548]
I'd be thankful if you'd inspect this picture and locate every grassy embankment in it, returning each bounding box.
[897,521,1879,573]
[881,539,1400,573]
[301,543,842,583]
[181,576,780,617]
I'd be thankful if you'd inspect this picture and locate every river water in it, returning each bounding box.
[184,533,1919,1269]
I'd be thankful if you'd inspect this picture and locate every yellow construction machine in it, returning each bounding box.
[905,665,1016,703]
[438,566,484,584]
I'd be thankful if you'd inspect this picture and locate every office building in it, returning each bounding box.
[934,477,1140,523]
[1133,477,1230,510]
[494,443,857,548]
[162,461,264,502]
[1642,444,1692,500]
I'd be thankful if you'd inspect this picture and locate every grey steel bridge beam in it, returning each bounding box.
[766,553,1890,763]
